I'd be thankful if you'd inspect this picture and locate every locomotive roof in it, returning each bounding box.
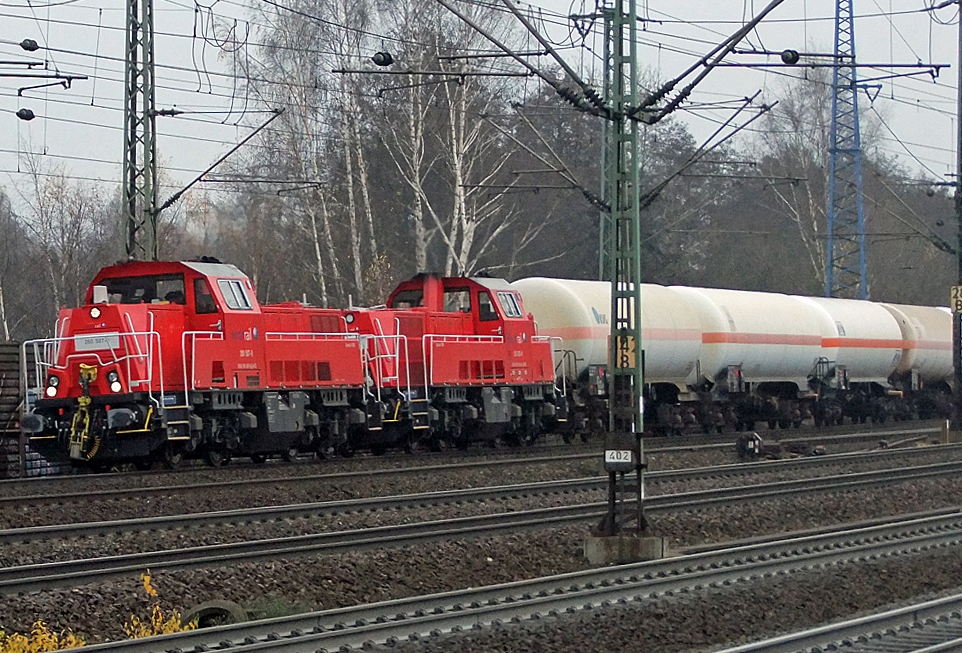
[469,277,512,291]
[182,260,248,278]
[93,260,248,280]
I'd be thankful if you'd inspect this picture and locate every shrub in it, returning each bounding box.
[0,621,85,653]
[123,571,195,639]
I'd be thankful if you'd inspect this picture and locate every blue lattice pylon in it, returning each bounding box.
[826,0,868,299]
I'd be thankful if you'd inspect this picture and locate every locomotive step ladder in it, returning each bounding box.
[409,397,431,430]
[163,405,192,441]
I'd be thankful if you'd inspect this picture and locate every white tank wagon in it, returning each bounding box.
[512,277,955,436]
[881,304,953,385]
[669,286,828,391]
[510,278,702,387]
[794,296,904,385]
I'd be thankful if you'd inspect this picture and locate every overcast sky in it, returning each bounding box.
[0,0,958,213]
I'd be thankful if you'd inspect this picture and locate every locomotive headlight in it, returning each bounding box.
[109,381,122,393]
[45,374,60,397]
[106,370,122,393]
[90,307,101,319]
[344,313,355,325]
[45,386,58,397]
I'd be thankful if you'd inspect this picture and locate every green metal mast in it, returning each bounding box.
[598,0,645,536]
[122,0,158,260]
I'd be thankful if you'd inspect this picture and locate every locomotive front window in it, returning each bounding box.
[218,279,253,310]
[101,274,185,305]
[443,289,471,313]
[390,289,423,308]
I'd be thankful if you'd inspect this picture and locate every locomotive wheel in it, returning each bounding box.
[282,447,298,463]
[405,433,423,454]
[206,449,230,467]
[163,446,183,469]
[250,453,268,464]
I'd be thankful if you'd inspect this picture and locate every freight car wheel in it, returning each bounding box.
[134,460,153,471]
[282,446,298,462]
[250,453,268,464]
[336,442,355,458]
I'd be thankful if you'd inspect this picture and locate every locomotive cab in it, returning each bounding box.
[22,259,367,469]
[336,274,561,452]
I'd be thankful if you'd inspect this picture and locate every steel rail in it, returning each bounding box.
[4,448,961,545]
[709,593,962,653]
[0,432,962,516]
[69,511,962,653]
[3,460,962,595]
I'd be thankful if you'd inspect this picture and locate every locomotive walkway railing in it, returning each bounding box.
[23,326,165,412]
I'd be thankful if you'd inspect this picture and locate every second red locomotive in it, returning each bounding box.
[20,259,565,468]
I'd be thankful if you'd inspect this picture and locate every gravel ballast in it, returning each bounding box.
[3,473,962,644]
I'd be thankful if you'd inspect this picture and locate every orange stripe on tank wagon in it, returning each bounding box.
[538,327,951,351]
[701,334,951,351]
[540,326,701,341]
[822,337,903,349]
[702,332,822,346]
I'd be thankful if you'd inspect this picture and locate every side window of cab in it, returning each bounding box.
[478,292,499,322]
[194,278,218,314]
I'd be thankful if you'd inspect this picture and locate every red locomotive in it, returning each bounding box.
[20,259,564,468]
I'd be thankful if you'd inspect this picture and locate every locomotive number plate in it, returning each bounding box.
[75,332,120,351]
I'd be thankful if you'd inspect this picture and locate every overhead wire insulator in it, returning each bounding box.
[780,49,800,65]
[372,52,394,66]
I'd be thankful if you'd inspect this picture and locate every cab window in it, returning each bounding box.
[390,289,424,308]
[217,279,253,310]
[497,291,524,318]
[443,289,471,313]
[194,278,218,314]
[478,292,499,322]
[102,274,185,305]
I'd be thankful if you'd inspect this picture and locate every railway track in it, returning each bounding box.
[0,424,941,505]
[4,458,962,595]
[66,510,962,653]
[5,444,961,543]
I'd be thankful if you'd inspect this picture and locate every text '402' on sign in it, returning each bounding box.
[604,450,634,464]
